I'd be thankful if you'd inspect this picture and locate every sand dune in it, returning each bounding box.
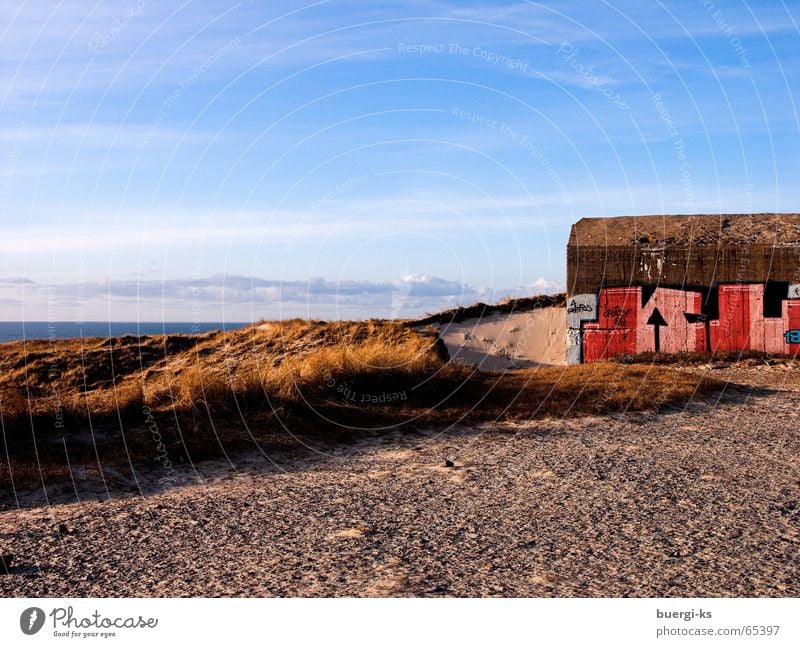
[426,306,566,370]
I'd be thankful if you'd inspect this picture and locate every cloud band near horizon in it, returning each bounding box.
[0,273,561,322]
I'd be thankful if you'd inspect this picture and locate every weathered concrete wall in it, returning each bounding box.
[567,245,800,297]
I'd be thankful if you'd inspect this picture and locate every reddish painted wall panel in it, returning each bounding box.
[636,288,705,354]
[581,331,604,363]
[710,285,751,352]
[581,287,639,361]
[583,329,637,362]
[579,283,800,363]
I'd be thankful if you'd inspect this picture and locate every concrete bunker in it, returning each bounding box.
[566,213,800,363]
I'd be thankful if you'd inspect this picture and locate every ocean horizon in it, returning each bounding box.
[0,321,250,343]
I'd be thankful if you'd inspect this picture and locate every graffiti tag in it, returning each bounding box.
[567,300,593,314]
[603,306,630,326]
[784,329,800,344]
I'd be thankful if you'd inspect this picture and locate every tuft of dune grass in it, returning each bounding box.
[271,335,446,400]
[0,387,29,422]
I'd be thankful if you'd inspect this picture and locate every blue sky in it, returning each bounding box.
[1,0,798,321]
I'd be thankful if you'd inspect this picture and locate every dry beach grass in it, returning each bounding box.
[0,317,718,492]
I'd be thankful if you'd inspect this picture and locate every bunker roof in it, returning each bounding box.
[568,213,800,248]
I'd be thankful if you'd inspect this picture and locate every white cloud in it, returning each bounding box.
[0,276,35,285]
[0,272,562,321]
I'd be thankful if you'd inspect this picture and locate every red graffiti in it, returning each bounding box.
[580,284,800,362]
[582,287,639,363]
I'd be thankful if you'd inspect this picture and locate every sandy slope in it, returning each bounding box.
[429,306,566,370]
[1,364,798,597]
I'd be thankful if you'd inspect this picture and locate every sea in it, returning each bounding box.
[0,321,250,343]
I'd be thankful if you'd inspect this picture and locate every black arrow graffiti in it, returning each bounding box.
[647,307,668,352]
[684,311,711,351]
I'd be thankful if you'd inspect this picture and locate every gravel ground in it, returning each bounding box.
[1,365,799,597]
